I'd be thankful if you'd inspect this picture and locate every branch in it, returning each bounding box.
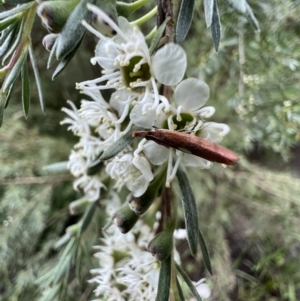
[0,175,73,185]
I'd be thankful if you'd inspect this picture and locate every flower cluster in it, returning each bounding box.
[61,4,230,201]
[89,197,211,300]
[61,4,231,299]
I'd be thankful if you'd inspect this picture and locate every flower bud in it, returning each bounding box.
[69,197,89,215]
[129,168,165,215]
[116,0,148,18]
[37,0,81,33]
[129,194,155,216]
[148,230,173,261]
[91,13,116,37]
[42,33,58,52]
[87,158,103,176]
[54,233,71,249]
[89,0,118,37]
[66,222,81,237]
[113,204,139,233]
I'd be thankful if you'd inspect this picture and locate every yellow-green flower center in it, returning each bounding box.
[121,56,151,91]
[171,113,194,130]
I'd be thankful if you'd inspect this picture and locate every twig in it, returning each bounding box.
[0,174,73,185]
[157,0,174,42]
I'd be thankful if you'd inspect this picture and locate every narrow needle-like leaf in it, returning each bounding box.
[211,0,221,51]
[101,126,143,161]
[203,0,214,27]
[176,276,185,301]
[198,228,212,275]
[0,91,5,126]
[2,47,27,92]
[176,166,199,256]
[176,263,203,301]
[52,35,84,80]
[0,2,34,19]
[149,17,169,55]
[21,61,30,118]
[79,201,97,235]
[29,45,45,113]
[176,0,194,43]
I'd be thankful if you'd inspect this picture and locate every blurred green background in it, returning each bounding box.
[1,0,300,300]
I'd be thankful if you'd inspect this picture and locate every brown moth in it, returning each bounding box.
[133,129,238,166]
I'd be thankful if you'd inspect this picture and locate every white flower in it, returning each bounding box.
[132,78,230,186]
[61,101,102,160]
[90,220,158,301]
[78,99,122,149]
[68,150,88,177]
[173,228,188,240]
[190,279,211,300]
[106,153,153,197]
[61,101,112,201]
[61,100,91,139]
[73,174,106,202]
[79,4,186,124]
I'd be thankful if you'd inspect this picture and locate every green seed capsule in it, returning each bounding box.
[113,204,139,233]
[148,230,173,261]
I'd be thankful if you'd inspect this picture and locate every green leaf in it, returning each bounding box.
[176,166,199,256]
[37,285,60,301]
[203,0,214,27]
[223,0,246,13]
[69,197,89,215]
[43,161,69,173]
[211,0,221,51]
[21,61,30,118]
[245,3,260,31]
[47,38,58,69]
[52,35,84,80]
[53,238,78,284]
[3,0,35,4]
[176,263,203,301]
[0,24,13,41]
[0,91,5,126]
[55,0,96,60]
[79,201,97,235]
[175,0,194,43]
[149,17,169,55]
[156,256,171,301]
[223,0,259,31]
[0,12,21,31]
[198,228,212,275]
[0,27,16,58]
[2,46,27,92]
[4,78,16,108]
[53,233,71,250]
[116,0,148,18]
[176,276,185,301]
[29,46,45,113]
[100,126,143,161]
[0,2,34,19]
[2,19,24,65]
